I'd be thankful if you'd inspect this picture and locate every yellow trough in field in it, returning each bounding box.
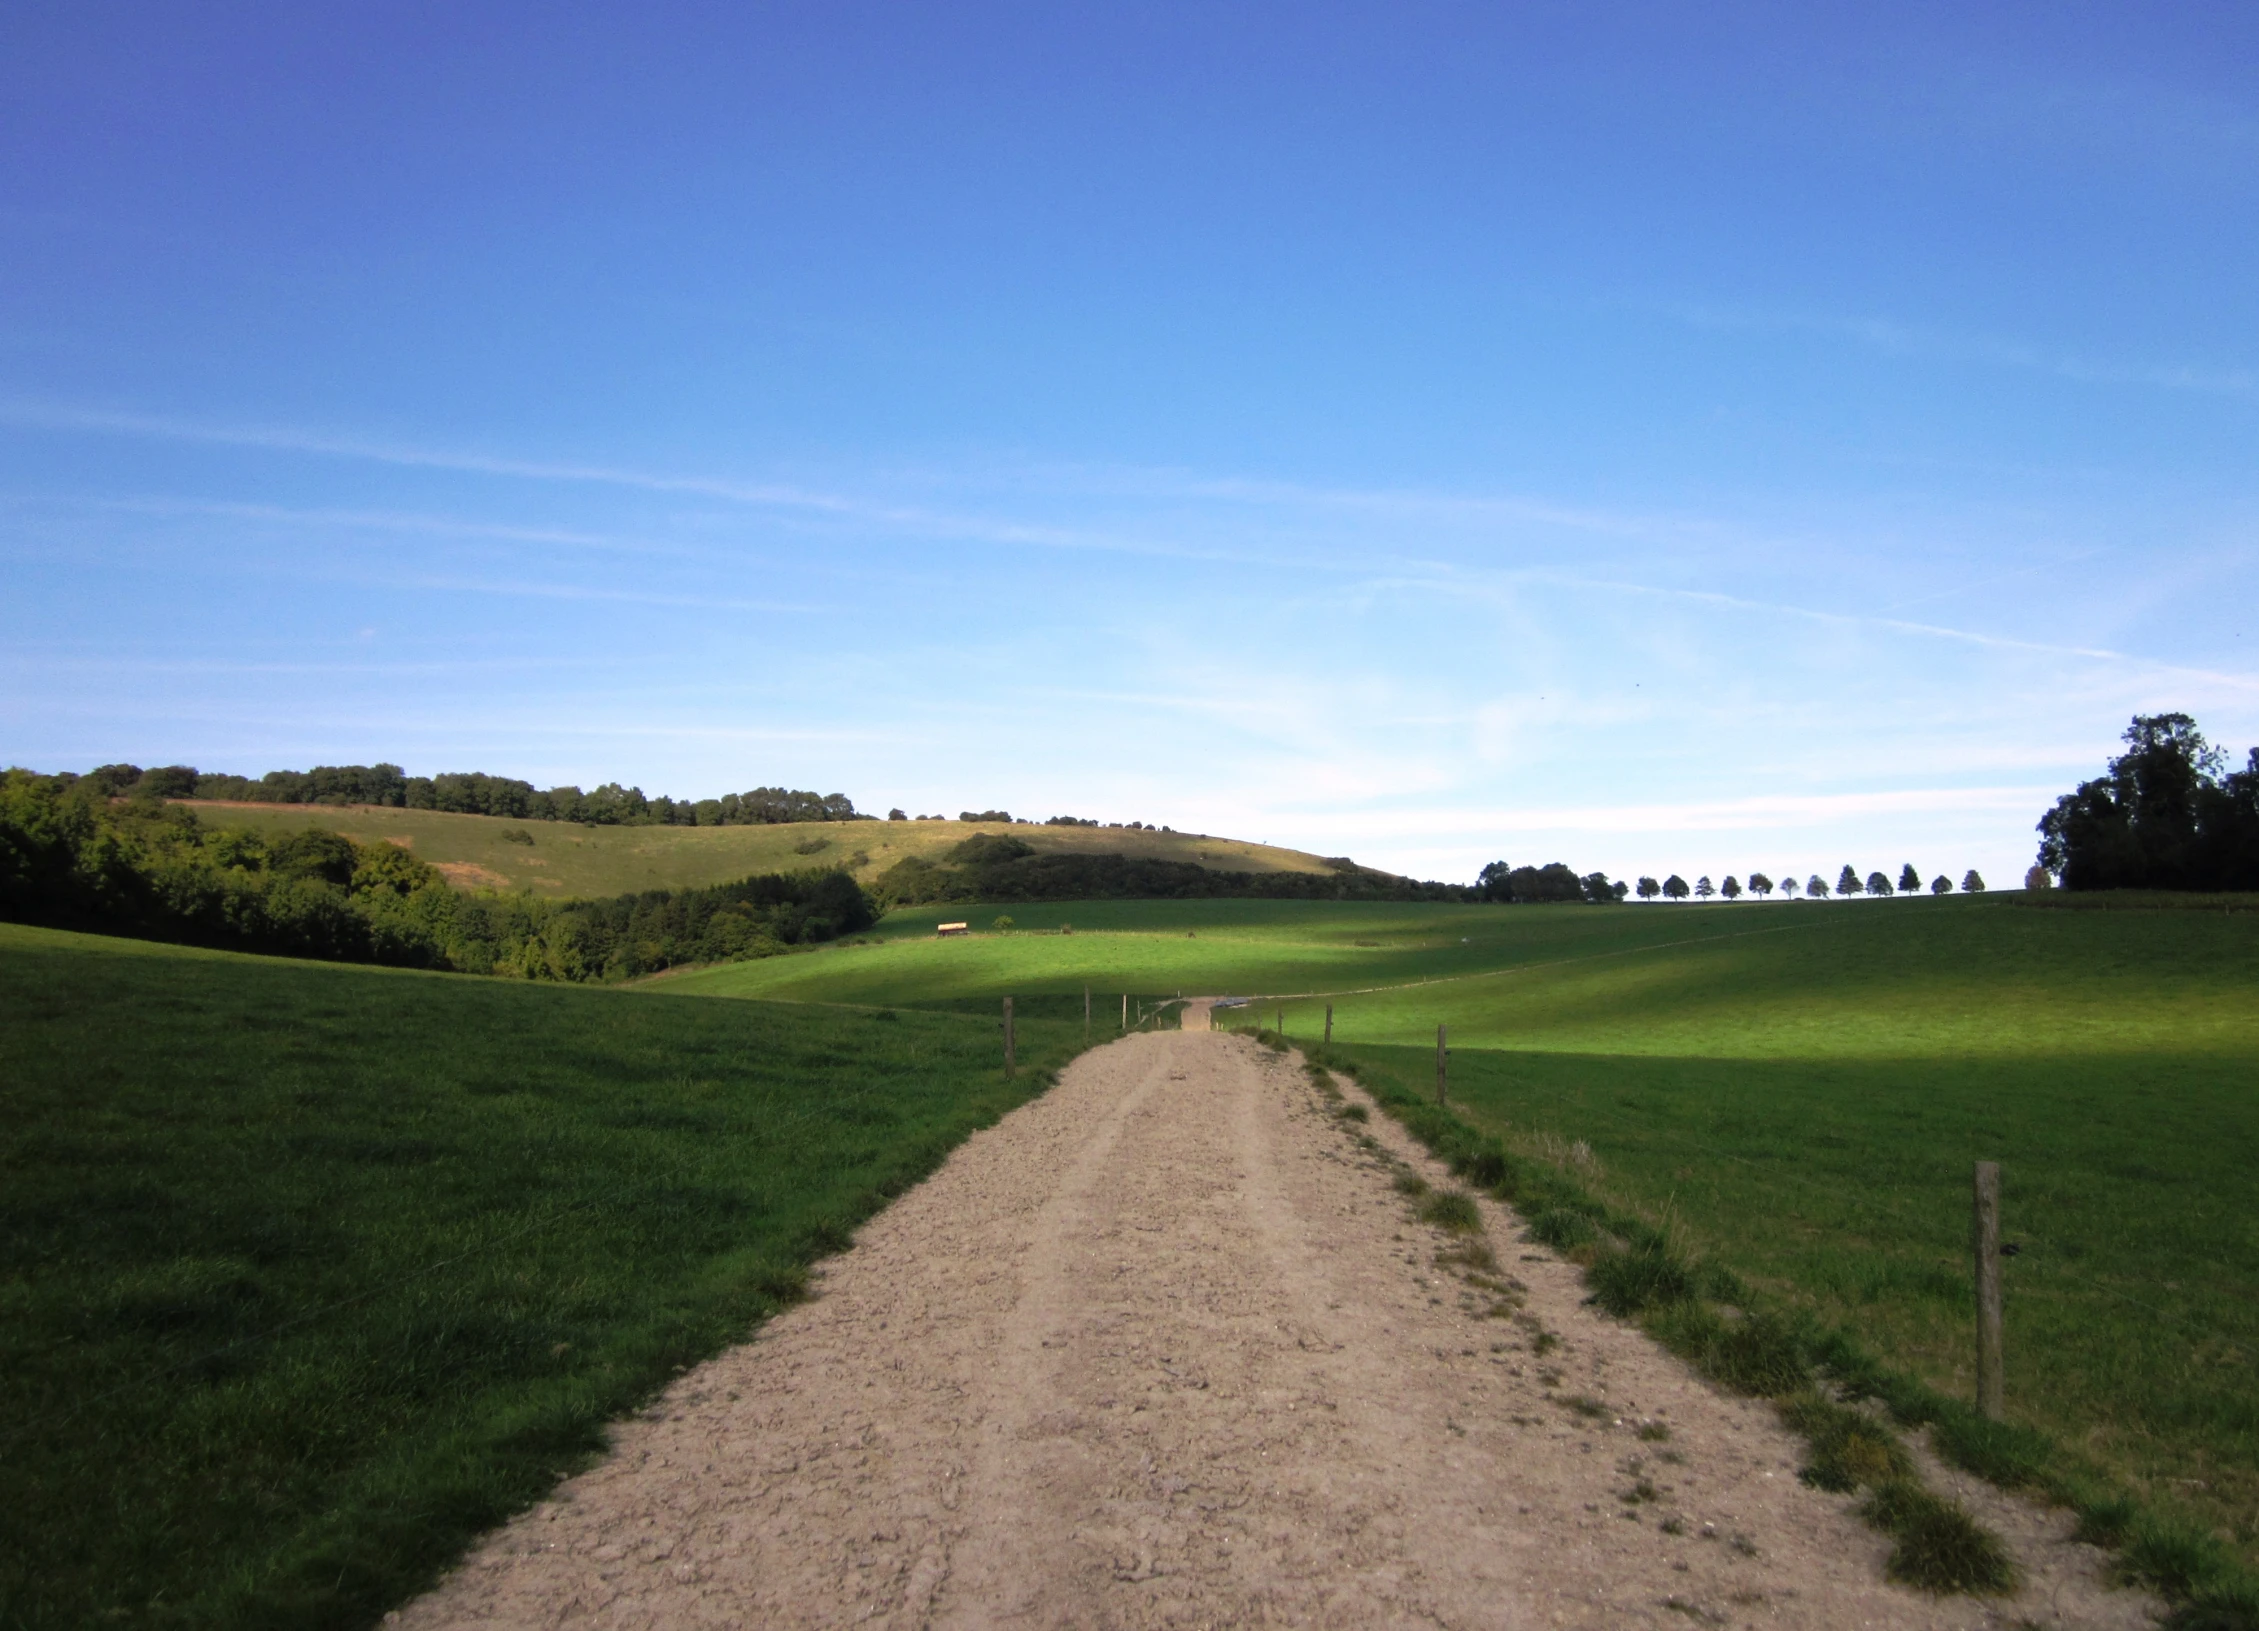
[935,922,969,937]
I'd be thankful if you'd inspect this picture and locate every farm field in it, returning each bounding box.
[170,802,1340,898]
[674,892,2259,1569]
[0,922,1085,1631]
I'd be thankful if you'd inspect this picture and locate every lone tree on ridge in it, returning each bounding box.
[1962,869,1986,893]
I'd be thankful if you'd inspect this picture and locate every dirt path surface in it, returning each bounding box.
[396,1031,2146,1630]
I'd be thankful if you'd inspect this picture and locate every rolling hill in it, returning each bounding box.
[172,802,1347,899]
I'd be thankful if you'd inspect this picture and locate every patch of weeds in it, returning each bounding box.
[1660,1515,1687,1536]
[2161,1582,2259,1631]
[1585,1245,1697,1316]
[1637,1420,1673,1443]
[1527,1207,1597,1252]
[1538,1367,1563,1388]
[1729,1533,1759,1558]
[1863,1480,2017,1595]
[1562,1394,1610,1420]
[1620,1477,1661,1505]
[1927,1407,2054,1491]
[2072,1495,2138,1548]
[1419,1190,1483,1233]
[1338,1103,1369,1122]
[1646,1301,1807,1397]
[2118,1517,2237,1599]
[1435,1240,1499,1274]
[1392,1171,1430,1198]
[1779,1392,1913,1492]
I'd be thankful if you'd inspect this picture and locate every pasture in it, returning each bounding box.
[0,922,1084,1631]
[171,803,1339,898]
[672,893,2259,1570]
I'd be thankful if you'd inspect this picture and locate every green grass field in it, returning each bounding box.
[174,804,1340,898]
[671,893,2259,1568]
[0,922,1084,1631]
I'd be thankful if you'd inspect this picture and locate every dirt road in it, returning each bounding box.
[396,1029,2140,1629]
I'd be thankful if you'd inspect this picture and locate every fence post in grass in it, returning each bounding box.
[1324,1002,1333,1050]
[1974,1160,2004,1419]
[1121,992,1128,1033]
[1436,1023,1448,1106]
[1003,996,1016,1078]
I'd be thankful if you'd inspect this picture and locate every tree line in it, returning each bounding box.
[1626,864,1985,901]
[69,761,868,827]
[0,770,873,980]
[2037,713,2259,891]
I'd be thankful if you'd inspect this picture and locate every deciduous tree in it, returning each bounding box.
[1663,874,1690,900]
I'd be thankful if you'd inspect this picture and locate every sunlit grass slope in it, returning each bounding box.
[0,922,1083,1631]
[655,895,1793,1005]
[176,804,1339,897]
[674,892,2259,1565]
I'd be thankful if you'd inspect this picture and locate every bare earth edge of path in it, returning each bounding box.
[393,1023,2156,1630]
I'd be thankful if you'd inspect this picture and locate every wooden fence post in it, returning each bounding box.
[1003,996,1015,1078]
[1324,1003,1333,1048]
[1436,1023,1448,1106]
[1121,992,1127,1032]
[1974,1160,2004,1419]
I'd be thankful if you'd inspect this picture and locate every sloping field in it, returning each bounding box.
[0,922,1085,1630]
[670,893,2259,1572]
[172,803,1339,898]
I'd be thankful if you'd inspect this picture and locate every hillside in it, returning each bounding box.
[174,802,1346,899]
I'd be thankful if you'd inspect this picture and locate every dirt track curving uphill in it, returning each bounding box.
[395,1028,2147,1630]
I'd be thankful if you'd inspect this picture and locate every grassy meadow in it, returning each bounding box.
[0,921,1084,1631]
[673,892,2259,1568]
[174,803,1339,898]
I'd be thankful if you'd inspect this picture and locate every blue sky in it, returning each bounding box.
[3,2,2255,886]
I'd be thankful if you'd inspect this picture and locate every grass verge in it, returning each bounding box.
[1284,1035,2259,1621]
[1,921,1093,1630]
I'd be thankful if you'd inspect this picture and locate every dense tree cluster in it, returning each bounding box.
[2037,713,2259,891]
[0,770,872,979]
[69,761,867,827]
[1473,861,1625,904]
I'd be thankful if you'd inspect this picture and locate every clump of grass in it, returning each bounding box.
[1339,1103,1369,1122]
[1563,1394,1611,1420]
[1647,1302,1808,1397]
[1527,1207,1597,1251]
[2119,1516,2239,1599]
[1419,1190,1483,1232]
[1392,1171,1430,1197]
[1585,1244,1696,1315]
[1778,1392,1913,1492]
[1862,1480,2017,1594]
[2072,1495,2138,1548]
[1637,1421,1673,1443]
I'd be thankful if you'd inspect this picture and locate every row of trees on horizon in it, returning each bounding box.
[1632,864,1985,901]
[54,762,868,828]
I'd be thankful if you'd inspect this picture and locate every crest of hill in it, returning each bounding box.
[168,802,1358,900]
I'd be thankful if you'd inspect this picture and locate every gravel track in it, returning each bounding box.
[395,1028,2148,1629]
